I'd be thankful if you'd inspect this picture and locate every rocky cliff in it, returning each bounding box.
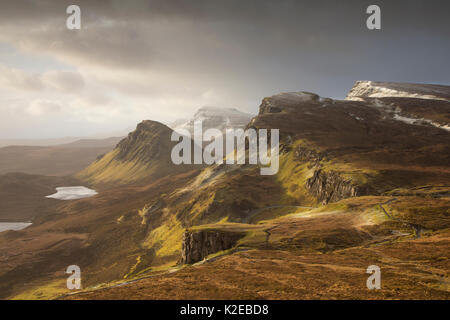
[306,169,367,204]
[181,229,245,264]
[171,106,254,139]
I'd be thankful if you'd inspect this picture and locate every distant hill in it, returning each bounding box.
[0,137,123,176]
[170,106,254,138]
[0,137,81,148]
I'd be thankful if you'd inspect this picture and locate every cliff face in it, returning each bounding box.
[181,229,245,264]
[293,145,365,203]
[172,106,254,139]
[306,169,366,204]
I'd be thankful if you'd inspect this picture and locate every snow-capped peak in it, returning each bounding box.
[346,81,450,101]
[170,106,254,139]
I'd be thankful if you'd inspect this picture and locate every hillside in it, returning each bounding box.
[77,121,199,184]
[0,82,449,300]
[0,137,122,176]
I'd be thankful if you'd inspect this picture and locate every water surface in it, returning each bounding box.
[46,186,98,200]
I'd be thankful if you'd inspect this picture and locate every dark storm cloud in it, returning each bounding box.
[0,0,448,138]
[1,1,448,86]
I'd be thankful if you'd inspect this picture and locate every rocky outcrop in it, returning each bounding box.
[306,169,366,204]
[294,146,326,167]
[181,229,245,264]
[78,120,198,184]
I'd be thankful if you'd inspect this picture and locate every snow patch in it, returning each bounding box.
[349,113,364,121]
[392,114,450,132]
[346,81,450,101]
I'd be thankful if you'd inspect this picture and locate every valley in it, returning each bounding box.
[0,82,449,300]
[0,137,122,176]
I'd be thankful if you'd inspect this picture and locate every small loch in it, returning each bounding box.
[0,222,32,233]
[45,186,98,200]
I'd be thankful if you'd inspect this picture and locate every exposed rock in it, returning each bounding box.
[181,229,245,264]
[306,169,366,204]
[294,146,326,167]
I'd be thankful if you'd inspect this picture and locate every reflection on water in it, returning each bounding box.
[0,222,32,233]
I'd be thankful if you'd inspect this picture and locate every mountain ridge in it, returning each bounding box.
[171,106,254,139]
[1,81,449,300]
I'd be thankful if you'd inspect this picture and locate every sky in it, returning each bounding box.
[0,0,449,139]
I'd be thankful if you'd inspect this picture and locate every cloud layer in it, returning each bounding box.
[0,0,449,138]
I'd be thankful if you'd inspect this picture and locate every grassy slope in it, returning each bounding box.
[77,149,155,184]
[3,95,450,299]
[4,131,449,299]
[62,94,450,299]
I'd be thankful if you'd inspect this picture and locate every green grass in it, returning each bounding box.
[144,215,184,258]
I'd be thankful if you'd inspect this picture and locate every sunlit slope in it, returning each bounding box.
[77,120,196,184]
[250,91,450,195]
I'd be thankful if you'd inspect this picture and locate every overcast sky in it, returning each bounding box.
[0,0,449,139]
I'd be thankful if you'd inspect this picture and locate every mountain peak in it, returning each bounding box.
[132,120,171,134]
[171,106,254,138]
[78,120,193,184]
[115,120,172,162]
